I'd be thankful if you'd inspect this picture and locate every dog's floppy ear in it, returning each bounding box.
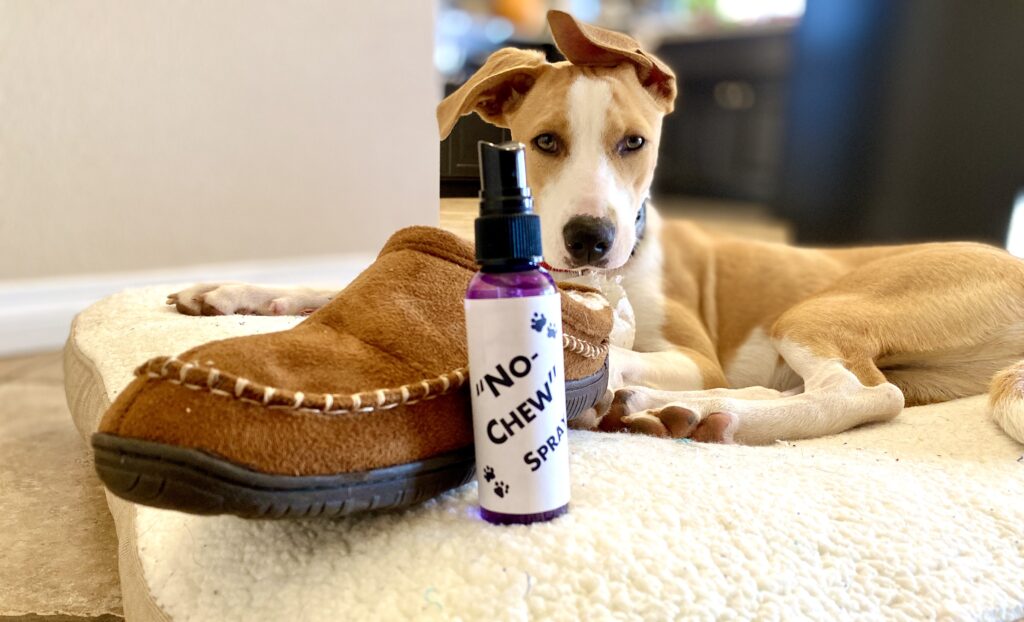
[547,10,677,113]
[437,48,548,139]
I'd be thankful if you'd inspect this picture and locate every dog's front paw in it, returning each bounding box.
[624,408,736,443]
[600,389,737,443]
[625,406,737,443]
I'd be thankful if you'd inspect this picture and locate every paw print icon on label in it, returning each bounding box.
[530,313,547,332]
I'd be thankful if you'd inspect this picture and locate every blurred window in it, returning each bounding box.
[1005,190,1024,257]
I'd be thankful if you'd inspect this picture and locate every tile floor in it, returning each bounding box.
[0,351,123,621]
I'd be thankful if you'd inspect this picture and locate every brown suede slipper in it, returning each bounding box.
[92,226,612,518]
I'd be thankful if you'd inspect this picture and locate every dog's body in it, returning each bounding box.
[171,11,1024,446]
[609,212,1024,444]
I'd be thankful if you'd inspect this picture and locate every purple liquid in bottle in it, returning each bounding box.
[464,141,570,525]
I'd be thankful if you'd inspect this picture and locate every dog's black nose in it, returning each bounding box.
[563,216,616,266]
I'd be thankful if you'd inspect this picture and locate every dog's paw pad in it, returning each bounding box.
[618,404,737,443]
[657,405,701,438]
[598,389,635,432]
[692,412,738,444]
[620,412,669,437]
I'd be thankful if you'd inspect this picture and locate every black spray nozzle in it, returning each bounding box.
[478,141,532,214]
[474,140,543,267]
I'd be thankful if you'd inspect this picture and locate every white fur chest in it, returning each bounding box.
[616,208,671,353]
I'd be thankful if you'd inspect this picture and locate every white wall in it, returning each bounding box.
[0,1,439,280]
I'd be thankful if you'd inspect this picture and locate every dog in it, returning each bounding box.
[169,11,1024,446]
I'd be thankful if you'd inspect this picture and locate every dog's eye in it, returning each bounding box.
[532,133,560,154]
[620,135,645,153]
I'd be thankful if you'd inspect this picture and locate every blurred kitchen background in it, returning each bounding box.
[439,0,1024,248]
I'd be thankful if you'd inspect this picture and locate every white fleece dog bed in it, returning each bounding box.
[66,286,1024,621]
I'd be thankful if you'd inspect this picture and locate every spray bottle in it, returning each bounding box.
[464,140,570,525]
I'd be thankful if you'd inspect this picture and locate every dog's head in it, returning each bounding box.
[438,10,677,272]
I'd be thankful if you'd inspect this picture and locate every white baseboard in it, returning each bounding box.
[0,254,374,357]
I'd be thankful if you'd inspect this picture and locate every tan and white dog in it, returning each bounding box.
[171,11,1024,446]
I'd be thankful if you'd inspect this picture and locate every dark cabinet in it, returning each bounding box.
[653,27,794,203]
[440,108,510,197]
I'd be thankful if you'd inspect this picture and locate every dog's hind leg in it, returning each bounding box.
[168,283,337,316]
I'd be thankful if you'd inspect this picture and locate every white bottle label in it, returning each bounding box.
[464,293,570,515]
